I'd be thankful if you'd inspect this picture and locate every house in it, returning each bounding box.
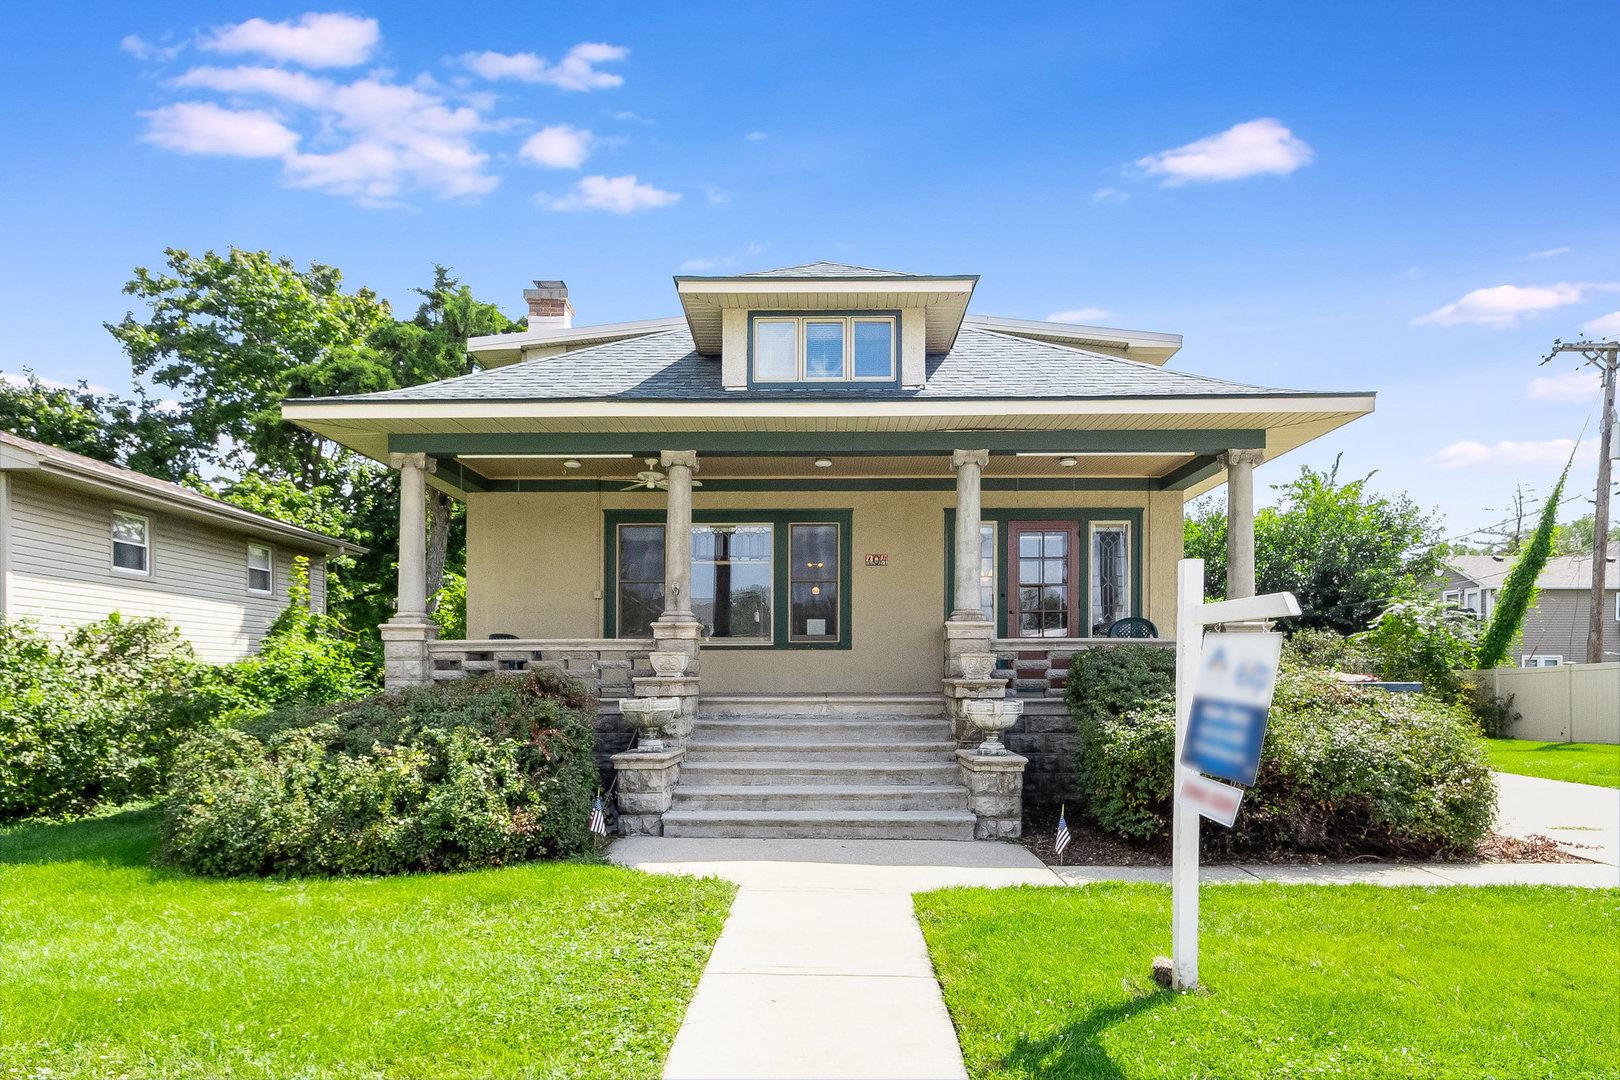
[0,430,361,664]
[1439,543,1620,666]
[282,261,1372,838]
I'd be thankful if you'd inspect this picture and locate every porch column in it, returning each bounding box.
[658,450,698,622]
[640,449,701,748]
[1221,449,1264,600]
[382,452,438,690]
[950,449,990,620]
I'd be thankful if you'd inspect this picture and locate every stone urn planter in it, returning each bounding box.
[962,698,1024,755]
[648,652,689,677]
[621,697,680,753]
[957,652,999,680]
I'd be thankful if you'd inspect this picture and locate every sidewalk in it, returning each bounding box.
[1492,770,1620,867]
[612,836,1619,1080]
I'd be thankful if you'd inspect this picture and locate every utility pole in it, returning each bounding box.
[1542,337,1620,664]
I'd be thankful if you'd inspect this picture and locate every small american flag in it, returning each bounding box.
[589,794,608,837]
[1054,804,1071,862]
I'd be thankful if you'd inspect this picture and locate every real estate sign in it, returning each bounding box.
[1181,632,1283,788]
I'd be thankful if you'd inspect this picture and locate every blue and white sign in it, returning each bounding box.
[1181,632,1283,787]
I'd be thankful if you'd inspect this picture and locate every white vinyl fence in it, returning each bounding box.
[1469,662,1620,744]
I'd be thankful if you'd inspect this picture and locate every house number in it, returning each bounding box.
[865,554,888,566]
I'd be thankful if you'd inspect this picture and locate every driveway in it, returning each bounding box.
[1492,771,1620,866]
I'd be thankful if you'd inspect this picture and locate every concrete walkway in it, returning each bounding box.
[612,835,1619,1080]
[1492,770,1620,867]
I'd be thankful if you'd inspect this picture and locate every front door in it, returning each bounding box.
[1007,521,1081,637]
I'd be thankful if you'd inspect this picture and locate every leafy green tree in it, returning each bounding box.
[1185,458,1445,635]
[1553,514,1595,555]
[1475,467,1568,670]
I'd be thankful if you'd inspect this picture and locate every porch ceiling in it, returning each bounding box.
[459,452,1199,481]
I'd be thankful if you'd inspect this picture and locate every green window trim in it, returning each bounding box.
[943,507,1144,638]
[603,509,854,650]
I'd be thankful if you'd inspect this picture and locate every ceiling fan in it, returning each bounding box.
[620,458,703,492]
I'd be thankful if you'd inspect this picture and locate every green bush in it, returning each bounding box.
[0,614,204,820]
[1351,591,1477,698]
[1281,627,1372,674]
[163,671,599,877]
[1068,649,1496,857]
[1065,645,1177,804]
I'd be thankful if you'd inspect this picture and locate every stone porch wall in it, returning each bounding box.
[427,638,655,697]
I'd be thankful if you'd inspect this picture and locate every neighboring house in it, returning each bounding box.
[283,261,1371,837]
[1439,543,1620,666]
[0,431,361,664]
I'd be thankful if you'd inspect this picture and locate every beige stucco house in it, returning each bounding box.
[283,261,1372,838]
[0,430,360,664]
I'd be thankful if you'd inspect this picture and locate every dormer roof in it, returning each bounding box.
[673,262,979,355]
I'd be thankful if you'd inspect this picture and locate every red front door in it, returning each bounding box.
[1007,521,1081,637]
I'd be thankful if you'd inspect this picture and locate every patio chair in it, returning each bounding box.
[489,632,527,671]
[1106,617,1159,639]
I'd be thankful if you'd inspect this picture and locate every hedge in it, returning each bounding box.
[163,672,599,877]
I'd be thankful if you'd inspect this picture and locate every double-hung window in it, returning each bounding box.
[111,512,149,574]
[751,314,897,384]
[790,524,839,642]
[691,524,774,644]
[247,544,273,594]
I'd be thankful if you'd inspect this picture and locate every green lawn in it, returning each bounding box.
[1,807,735,1079]
[917,883,1619,1080]
[1485,738,1620,788]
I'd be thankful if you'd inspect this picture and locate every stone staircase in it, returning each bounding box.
[660,694,977,840]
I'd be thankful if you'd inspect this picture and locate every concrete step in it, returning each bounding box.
[677,760,962,787]
[692,717,949,739]
[699,694,942,718]
[661,808,977,840]
[684,740,958,763]
[670,784,969,813]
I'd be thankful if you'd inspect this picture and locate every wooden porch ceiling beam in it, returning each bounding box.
[388,428,1267,458]
[1155,454,1226,491]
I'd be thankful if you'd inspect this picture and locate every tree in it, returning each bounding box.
[1553,514,1596,555]
[0,371,196,481]
[1184,458,1445,635]
[1475,467,1568,670]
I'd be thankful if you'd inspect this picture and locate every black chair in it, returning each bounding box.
[1107,617,1159,639]
[489,632,526,671]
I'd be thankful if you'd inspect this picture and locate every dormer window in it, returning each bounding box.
[750,313,898,385]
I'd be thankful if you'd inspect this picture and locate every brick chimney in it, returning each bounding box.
[523,280,574,331]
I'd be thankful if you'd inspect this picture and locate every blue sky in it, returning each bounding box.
[3,1,1617,540]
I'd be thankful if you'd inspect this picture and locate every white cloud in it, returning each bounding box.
[1583,311,1620,338]
[745,131,768,141]
[1047,307,1111,323]
[1528,246,1571,259]
[679,244,765,272]
[1528,370,1602,403]
[200,13,379,68]
[545,174,680,213]
[519,124,592,169]
[1,372,117,396]
[1092,187,1129,203]
[1426,437,1596,469]
[140,102,299,157]
[1137,117,1313,185]
[171,65,332,107]
[120,34,184,62]
[1415,282,1584,328]
[462,43,627,90]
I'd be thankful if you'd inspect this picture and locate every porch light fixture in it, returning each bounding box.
[1058,457,1078,468]
[563,459,582,469]
[813,458,833,468]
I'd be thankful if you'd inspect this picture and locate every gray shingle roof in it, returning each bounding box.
[728,261,930,279]
[297,326,1324,406]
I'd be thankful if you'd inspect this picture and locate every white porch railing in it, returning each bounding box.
[991,636,1175,696]
[427,638,656,697]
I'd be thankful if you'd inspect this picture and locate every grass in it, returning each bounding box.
[1484,738,1620,788]
[917,883,1619,1080]
[1,806,736,1079]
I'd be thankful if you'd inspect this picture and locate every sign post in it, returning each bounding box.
[1171,558,1298,990]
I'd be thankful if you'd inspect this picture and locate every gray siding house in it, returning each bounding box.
[0,431,360,664]
[1439,544,1620,666]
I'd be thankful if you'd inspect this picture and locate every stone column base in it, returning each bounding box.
[942,676,1011,742]
[651,619,704,672]
[944,619,996,676]
[956,748,1028,839]
[380,617,439,689]
[632,675,700,742]
[610,747,684,835]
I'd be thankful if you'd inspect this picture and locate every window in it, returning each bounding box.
[1091,522,1131,635]
[790,524,839,642]
[691,525,774,644]
[111,512,149,574]
[978,523,996,622]
[617,525,667,638]
[1521,655,1563,668]
[247,544,273,594]
[1441,589,1462,607]
[751,314,897,383]
[1462,588,1482,616]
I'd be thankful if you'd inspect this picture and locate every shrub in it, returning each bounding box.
[0,614,205,820]
[163,671,599,876]
[1281,627,1372,674]
[1069,649,1496,857]
[1351,591,1477,698]
[1065,645,1177,805]
[1463,683,1520,738]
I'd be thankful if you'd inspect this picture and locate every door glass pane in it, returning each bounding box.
[1043,557,1067,583]
[618,525,666,637]
[692,525,773,643]
[754,321,797,380]
[1091,524,1130,636]
[1019,533,1041,558]
[1044,531,1066,556]
[804,321,845,379]
[852,320,893,378]
[790,523,838,642]
[978,524,995,621]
